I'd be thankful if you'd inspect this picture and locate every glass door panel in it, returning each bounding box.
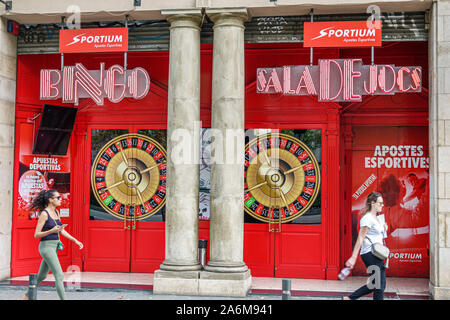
[243,128,325,278]
[90,129,129,221]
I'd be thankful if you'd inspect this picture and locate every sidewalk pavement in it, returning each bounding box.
[0,284,427,300]
[0,272,430,300]
[0,286,316,300]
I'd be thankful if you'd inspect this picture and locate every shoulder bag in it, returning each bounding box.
[366,237,389,260]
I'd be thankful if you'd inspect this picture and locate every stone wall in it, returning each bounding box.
[430,0,450,300]
[0,17,16,280]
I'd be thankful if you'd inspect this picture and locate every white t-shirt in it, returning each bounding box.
[359,214,385,255]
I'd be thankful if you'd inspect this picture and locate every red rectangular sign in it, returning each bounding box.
[59,28,128,53]
[303,21,381,47]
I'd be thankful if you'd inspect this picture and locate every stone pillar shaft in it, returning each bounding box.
[0,18,16,280]
[430,0,450,299]
[205,9,249,273]
[159,11,202,272]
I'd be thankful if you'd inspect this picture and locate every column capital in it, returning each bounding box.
[161,9,203,29]
[206,8,249,26]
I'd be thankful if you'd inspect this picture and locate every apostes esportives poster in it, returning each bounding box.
[351,126,429,277]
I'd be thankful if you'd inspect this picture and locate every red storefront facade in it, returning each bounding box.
[11,40,429,280]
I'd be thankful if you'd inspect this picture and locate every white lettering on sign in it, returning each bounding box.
[29,157,61,171]
[364,145,429,169]
[352,173,377,200]
[311,27,376,41]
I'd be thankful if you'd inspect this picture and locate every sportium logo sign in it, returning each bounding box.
[59,28,128,53]
[303,21,381,47]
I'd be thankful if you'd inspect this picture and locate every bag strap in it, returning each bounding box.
[365,236,378,251]
[365,216,387,246]
[365,234,387,246]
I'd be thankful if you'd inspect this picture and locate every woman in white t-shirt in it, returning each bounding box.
[343,192,388,300]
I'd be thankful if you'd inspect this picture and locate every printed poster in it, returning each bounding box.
[351,126,429,277]
[17,155,71,219]
[17,124,71,220]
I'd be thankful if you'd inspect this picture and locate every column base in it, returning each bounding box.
[153,269,252,298]
[199,270,252,297]
[430,282,450,299]
[153,270,201,296]
[159,260,202,272]
[204,260,249,273]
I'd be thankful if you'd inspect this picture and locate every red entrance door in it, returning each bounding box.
[243,128,326,279]
[83,126,166,272]
[244,223,325,278]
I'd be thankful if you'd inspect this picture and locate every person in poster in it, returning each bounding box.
[379,172,429,274]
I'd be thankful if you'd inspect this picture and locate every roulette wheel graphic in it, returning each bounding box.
[91,133,167,223]
[244,133,321,223]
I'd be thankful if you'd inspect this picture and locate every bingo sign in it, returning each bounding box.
[17,155,71,220]
[40,62,151,106]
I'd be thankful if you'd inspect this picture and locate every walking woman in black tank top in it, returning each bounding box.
[23,189,83,300]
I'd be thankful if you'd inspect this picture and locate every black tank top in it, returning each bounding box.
[41,210,62,241]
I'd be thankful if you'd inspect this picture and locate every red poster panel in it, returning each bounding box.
[351,127,429,277]
[17,133,71,220]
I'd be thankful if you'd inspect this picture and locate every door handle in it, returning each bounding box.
[124,215,130,230]
[132,212,136,230]
[269,219,275,232]
[268,210,282,233]
[275,215,281,233]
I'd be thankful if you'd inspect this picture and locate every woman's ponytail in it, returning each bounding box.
[29,189,57,212]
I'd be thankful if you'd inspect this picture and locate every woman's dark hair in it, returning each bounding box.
[29,189,58,211]
[363,192,382,215]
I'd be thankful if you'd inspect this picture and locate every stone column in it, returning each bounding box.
[325,108,340,279]
[200,8,251,297]
[153,10,202,294]
[429,1,450,300]
[0,18,16,280]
